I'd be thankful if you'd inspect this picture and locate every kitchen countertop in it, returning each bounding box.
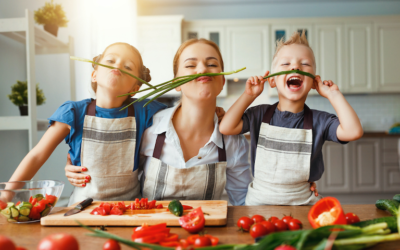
[0,204,398,249]
[244,132,400,140]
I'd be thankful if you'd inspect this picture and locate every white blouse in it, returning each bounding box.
[140,104,253,205]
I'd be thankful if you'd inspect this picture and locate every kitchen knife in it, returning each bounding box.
[64,198,93,216]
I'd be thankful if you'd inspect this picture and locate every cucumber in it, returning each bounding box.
[168,200,183,217]
[7,218,17,222]
[10,206,19,218]
[6,202,14,207]
[393,194,400,203]
[18,202,32,209]
[353,216,397,233]
[19,206,31,216]
[18,215,30,222]
[41,207,51,217]
[375,199,399,216]
[33,194,44,201]
[1,207,11,219]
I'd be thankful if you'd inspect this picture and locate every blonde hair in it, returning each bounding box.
[271,30,316,72]
[91,42,151,93]
[173,38,224,77]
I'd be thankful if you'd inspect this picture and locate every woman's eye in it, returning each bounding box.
[106,60,114,63]
[124,66,132,70]
[185,65,195,68]
[208,64,217,67]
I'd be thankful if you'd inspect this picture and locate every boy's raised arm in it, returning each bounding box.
[314,76,363,141]
[219,71,269,135]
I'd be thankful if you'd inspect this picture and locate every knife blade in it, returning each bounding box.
[64,198,93,216]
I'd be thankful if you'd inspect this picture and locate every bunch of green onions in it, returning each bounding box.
[263,69,316,80]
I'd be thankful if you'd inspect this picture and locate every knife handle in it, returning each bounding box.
[76,198,93,210]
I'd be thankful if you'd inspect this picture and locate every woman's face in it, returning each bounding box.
[175,43,225,101]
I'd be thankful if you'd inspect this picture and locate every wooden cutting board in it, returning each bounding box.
[41,200,227,226]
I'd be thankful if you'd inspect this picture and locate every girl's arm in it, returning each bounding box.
[219,71,269,135]
[314,76,363,141]
[9,121,71,182]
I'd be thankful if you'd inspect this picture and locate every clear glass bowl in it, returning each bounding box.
[0,180,64,223]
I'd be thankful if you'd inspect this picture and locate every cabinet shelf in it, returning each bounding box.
[0,117,48,131]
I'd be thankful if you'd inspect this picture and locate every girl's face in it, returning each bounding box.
[92,44,141,96]
[175,43,225,101]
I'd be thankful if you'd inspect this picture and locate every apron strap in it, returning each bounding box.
[153,132,166,159]
[218,136,227,162]
[262,102,313,130]
[86,99,135,117]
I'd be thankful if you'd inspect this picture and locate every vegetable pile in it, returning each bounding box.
[0,194,57,222]
[90,199,164,216]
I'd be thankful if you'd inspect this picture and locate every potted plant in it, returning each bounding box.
[8,80,46,116]
[34,0,68,37]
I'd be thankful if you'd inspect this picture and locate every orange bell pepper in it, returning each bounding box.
[308,197,347,228]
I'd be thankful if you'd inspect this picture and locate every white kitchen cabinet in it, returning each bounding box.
[137,15,183,97]
[375,22,400,92]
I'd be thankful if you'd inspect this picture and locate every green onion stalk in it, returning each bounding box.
[118,67,247,109]
[70,56,156,90]
[263,70,316,80]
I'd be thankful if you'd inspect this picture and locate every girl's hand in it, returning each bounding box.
[65,153,91,187]
[244,71,269,98]
[309,182,319,197]
[314,76,340,99]
[216,106,226,123]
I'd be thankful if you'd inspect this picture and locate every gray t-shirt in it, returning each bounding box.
[241,104,347,182]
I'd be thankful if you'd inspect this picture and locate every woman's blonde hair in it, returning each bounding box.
[91,42,151,93]
[173,38,224,77]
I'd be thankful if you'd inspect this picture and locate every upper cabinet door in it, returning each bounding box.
[375,22,400,92]
[314,24,344,91]
[344,23,375,93]
[226,25,270,79]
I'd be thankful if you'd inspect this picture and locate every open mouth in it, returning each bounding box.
[286,76,303,91]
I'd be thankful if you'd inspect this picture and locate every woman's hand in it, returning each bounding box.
[309,182,319,197]
[65,154,91,187]
[216,107,226,123]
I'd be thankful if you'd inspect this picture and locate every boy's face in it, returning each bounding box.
[269,44,316,102]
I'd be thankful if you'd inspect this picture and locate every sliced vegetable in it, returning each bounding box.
[19,206,31,216]
[0,200,7,210]
[10,207,19,218]
[18,216,30,222]
[178,207,205,233]
[308,197,347,228]
[376,199,399,217]
[168,200,183,217]
[33,194,44,201]
[1,207,11,219]
[353,216,397,233]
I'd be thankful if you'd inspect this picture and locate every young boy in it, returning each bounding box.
[219,31,363,205]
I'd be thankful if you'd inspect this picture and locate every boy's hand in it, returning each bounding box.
[216,107,226,124]
[314,75,340,99]
[244,71,269,98]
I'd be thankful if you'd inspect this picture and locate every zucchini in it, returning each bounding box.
[375,199,399,216]
[10,206,19,218]
[33,194,44,201]
[18,215,30,222]
[393,194,400,203]
[19,206,31,216]
[168,200,183,217]
[18,202,32,209]
[41,207,51,217]
[6,202,14,207]
[1,207,11,219]
[7,218,17,222]
[353,216,397,233]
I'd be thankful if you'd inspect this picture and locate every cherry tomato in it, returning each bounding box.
[288,218,303,231]
[0,236,16,250]
[251,214,266,223]
[260,220,276,234]
[268,216,279,223]
[345,213,360,224]
[103,239,121,250]
[37,233,79,250]
[194,236,212,247]
[249,223,268,239]
[282,215,293,225]
[237,216,254,231]
[274,220,288,232]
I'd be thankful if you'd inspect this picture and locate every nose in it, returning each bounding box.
[291,68,300,71]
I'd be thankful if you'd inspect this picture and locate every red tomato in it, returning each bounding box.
[194,236,211,247]
[260,220,276,234]
[45,194,57,205]
[156,204,163,209]
[178,207,205,233]
[268,216,279,223]
[103,239,120,250]
[159,241,181,247]
[251,215,266,223]
[288,219,303,231]
[204,234,219,246]
[237,216,254,231]
[179,239,190,248]
[37,233,79,250]
[282,215,293,225]
[110,206,123,215]
[345,213,360,224]
[249,223,268,239]
[134,233,168,244]
[274,220,288,232]
[0,200,7,210]
[0,235,16,250]
[16,247,27,250]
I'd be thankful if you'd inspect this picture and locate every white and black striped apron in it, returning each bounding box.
[141,132,227,201]
[245,102,321,206]
[68,99,140,206]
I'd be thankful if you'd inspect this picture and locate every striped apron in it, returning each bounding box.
[68,99,140,206]
[141,132,227,201]
[245,102,321,206]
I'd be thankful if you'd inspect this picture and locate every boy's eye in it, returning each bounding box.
[281,63,290,66]
[302,63,310,66]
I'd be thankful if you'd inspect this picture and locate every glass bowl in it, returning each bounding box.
[0,180,64,223]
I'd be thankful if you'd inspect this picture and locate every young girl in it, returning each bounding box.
[7,42,166,206]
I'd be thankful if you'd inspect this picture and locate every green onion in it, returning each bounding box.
[263,69,315,79]
[119,67,246,110]
[70,56,156,90]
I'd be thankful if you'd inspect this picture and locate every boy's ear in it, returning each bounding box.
[268,77,276,88]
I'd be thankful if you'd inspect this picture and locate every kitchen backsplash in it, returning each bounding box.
[217,79,400,132]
